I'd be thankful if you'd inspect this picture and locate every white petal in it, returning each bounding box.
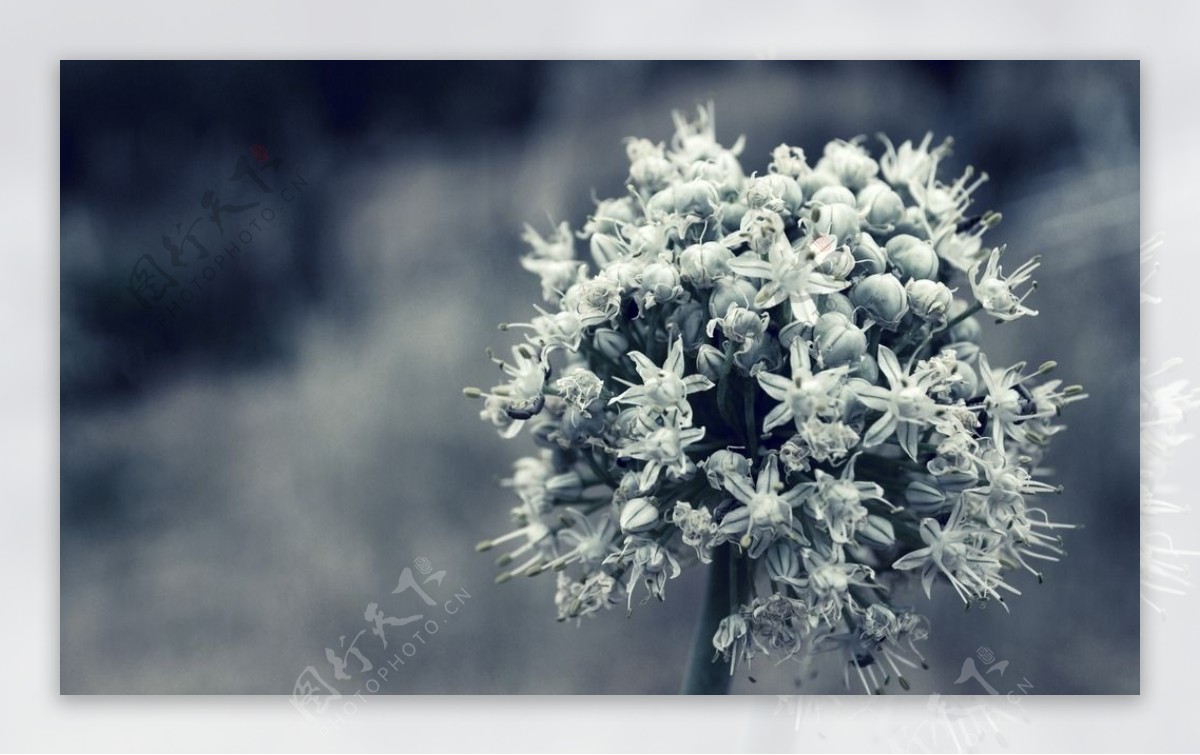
[898,421,920,461]
[665,337,685,376]
[863,413,897,447]
[877,345,903,387]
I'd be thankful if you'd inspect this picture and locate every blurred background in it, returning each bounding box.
[60,61,1139,695]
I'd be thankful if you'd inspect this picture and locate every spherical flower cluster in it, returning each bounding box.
[468,105,1085,693]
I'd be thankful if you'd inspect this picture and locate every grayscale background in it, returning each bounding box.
[60,60,1139,695]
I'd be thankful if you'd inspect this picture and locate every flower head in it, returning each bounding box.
[471,104,1082,694]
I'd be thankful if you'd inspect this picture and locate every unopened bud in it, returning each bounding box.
[593,328,629,361]
[886,234,940,281]
[620,497,660,534]
[850,273,909,329]
[906,279,954,325]
[813,312,867,368]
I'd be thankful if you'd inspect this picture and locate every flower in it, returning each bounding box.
[756,340,848,433]
[877,132,953,188]
[618,419,706,490]
[609,336,714,423]
[471,104,1082,694]
[606,538,682,610]
[719,454,805,555]
[794,457,894,545]
[671,500,721,563]
[726,235,849,314]
[555,571,618,622]
[891,504,1017,605]
[969,246,1039,322]
[855,345,943,459]
[713,612,753,672]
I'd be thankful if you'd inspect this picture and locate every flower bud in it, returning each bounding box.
[770,144,810,178]
[614,471,646,503]
[905,479,946,510]
[948,361,979,401]
[891,205,928,238]
[734,338,782,376]
[766,541,801,582]
[850,353,879,383]
[858,514,896,549]
[716,305,768,344]
[718,201,748,232]
[885,234,940,281]
[593,328,629,361]
[696,344,726,383]
[557,405,605,446]
[857,182,904,227]
[740,208,786,254]
[628,141,675,190]
[620,497,660,534]
[813,312,867,368]
[584,197,636,237]
[936,471,980,493]
[810,185,857,206]
[816,140,879,190]
[851,233,888,278]
[906,279,954,325]
[647,179,720,218]
[683,154,744,199]
[850,273,909,328]
[555,369,604,411]
[602,259,641,293]
[744,173,804,215]
[678,242,733,288]
[662,301,704,353]
[813,244,855,279]
[709,277,759,318]
[777,320,808,350]
[815,292,855,319]
[796,169,839,197]
[702,449,751,490]
[627,223,668,257]
[809,202,860,241]
[640,261,682,306]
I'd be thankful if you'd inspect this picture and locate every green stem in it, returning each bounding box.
[681,544,733,695]
[868,325,883,360]
[743,378,759,460]
[943,301,983,333]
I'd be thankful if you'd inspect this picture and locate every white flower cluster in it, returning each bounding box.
[469,105,1085,693]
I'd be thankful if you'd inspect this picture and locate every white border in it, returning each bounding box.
[4,1,1194,751]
